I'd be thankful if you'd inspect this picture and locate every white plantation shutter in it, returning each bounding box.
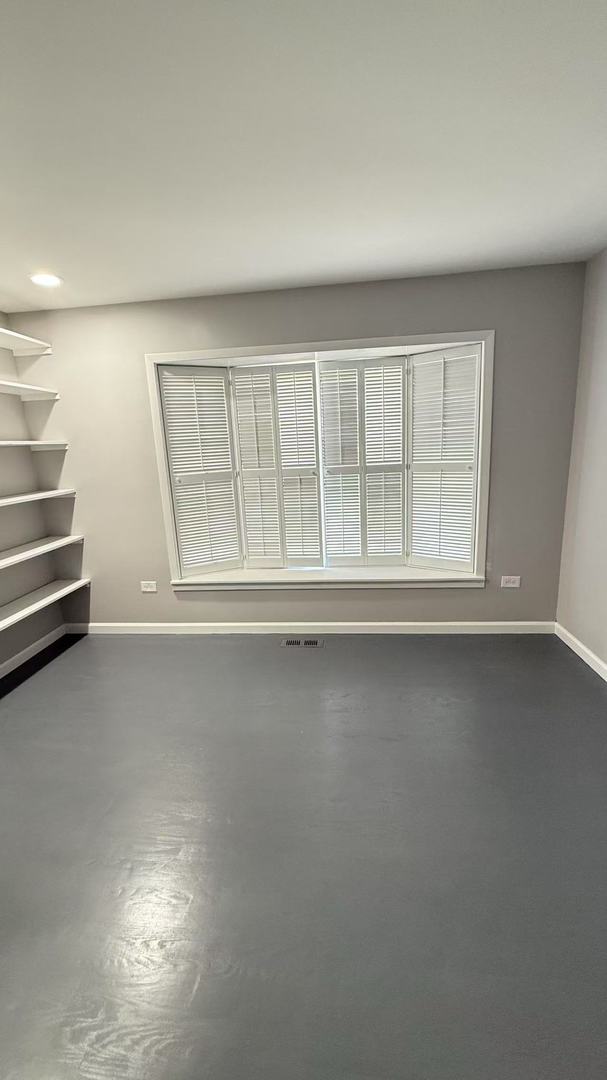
[274,367,322,565]
[173,479,240,569]
[239,475,281,562]
[274,365,322,565]
[232,368,283,566]
[323,473,362,558]
[320,366,362,560]
[363,361,405,562]
[366,471,403,556]
[320,358,406,564]
[232,364,322,568]
[320,368,359,467]
[160,365,242,574]
[233,368,275,469]
[364,364,403,465]
[275,367,318,467]
[409,345,481,571]
[282,474,321,559]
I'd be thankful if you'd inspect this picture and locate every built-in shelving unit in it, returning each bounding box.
[0,535,84,571]
[0,488,76,508]
[0,328,52,357]
[0,323,88,651]
[0,378,58,401]
[0,440,68,450]
[0,579,90,632]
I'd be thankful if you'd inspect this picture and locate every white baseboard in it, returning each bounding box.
[66,620,555,636]
[0,625,66,679]
[5,623,603,687]
[555,623,607,683]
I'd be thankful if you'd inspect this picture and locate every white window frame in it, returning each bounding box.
[146,331,494,590]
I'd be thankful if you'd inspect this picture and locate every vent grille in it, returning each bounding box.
[281,637,325,648]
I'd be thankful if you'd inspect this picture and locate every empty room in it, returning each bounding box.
[1,1,607,1077]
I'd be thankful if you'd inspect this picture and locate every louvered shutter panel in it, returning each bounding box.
[232,368,283,566]
[323,473,362,558]
[160,366,242,574]
[320,368,359,467]
[275,366,322,565]
[281,474,321,560]
[319,366,362,561]
[363,361,405,561]
[364,364,403,465]
[366,471,403,556]
[409,346,480,571]
[320,358,406,564]
[275,367,318,467]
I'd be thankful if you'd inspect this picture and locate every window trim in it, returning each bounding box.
[170,566,487,591]
[146,331,494,589]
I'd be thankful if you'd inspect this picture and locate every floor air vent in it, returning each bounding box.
[281,637,325,648]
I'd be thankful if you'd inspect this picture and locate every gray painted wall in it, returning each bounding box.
[558,250,607,664]
[10,262,584,628]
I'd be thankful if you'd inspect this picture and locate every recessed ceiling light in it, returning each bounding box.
[30,272,63,288]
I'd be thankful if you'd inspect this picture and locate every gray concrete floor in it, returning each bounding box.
[1,634,607,1079]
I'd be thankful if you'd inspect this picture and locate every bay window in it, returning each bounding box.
[151,336,491,587]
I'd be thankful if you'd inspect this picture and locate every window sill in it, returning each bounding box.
[172,566,485,591]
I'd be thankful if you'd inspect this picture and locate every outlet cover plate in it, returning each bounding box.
[501,575,521,588]
[141,580,158,593]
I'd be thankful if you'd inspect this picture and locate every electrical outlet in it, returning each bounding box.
[141,580,157,593]
[501,575,521,588]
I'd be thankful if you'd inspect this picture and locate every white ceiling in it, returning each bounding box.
[2,0,607,312]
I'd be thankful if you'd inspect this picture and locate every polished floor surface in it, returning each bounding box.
[1,634,607,1079]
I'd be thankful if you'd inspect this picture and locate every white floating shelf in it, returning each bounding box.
[0,535,84,571]
[0,378,58,401]
[0,440,67,450]
[0,578,90,632]
[0,488,76,508]
[0,327,52,357]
